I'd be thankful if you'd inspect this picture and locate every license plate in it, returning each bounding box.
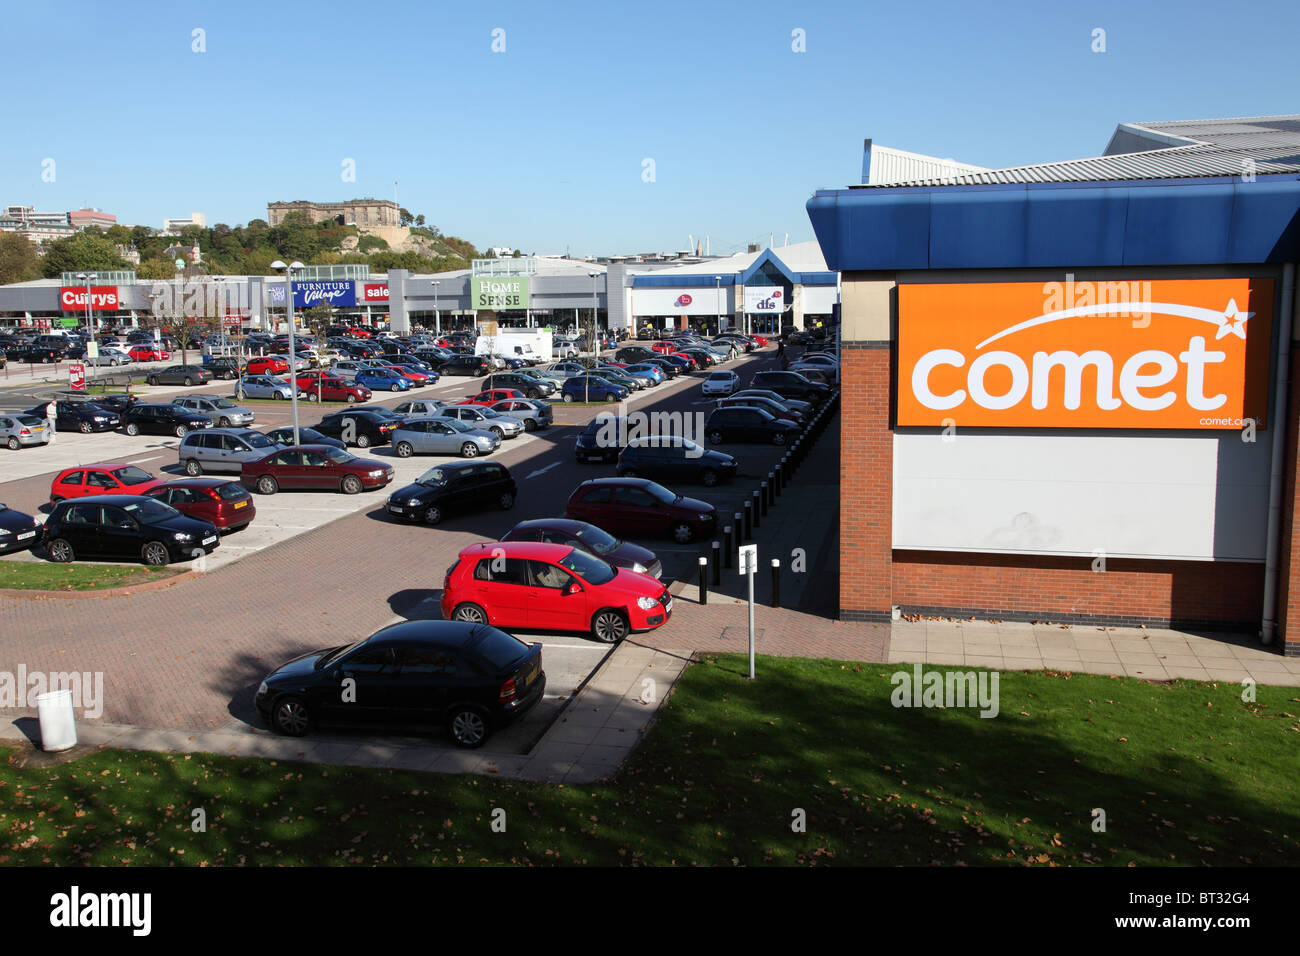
[17,531,36,540]
[664,597,673,614]
[233,500,247,509]
[202,536,217,545]
[389,506,404,513]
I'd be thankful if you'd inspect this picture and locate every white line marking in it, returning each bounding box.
[526,461,561,479]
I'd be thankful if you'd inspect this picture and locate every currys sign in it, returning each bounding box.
[363,283,389,302]
[674,294,693,307]
[292,281,356,309]
[61,287,119,311]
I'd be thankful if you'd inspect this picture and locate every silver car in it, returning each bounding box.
[85,346,133,367]
[436,405,524,440]
[393,398,450,418]
[237,375,296,400]
[0,413,52,449]
[390,417,500,459]
[178,428,279,475]
[488,398,552,432]
[172,395,256,428]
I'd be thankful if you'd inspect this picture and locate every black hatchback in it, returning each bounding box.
[501,517,663,579]
[42,494,219,566]
[24,400,120,433]
[314,410,398,448]
[121,403,213,438]
[438,355,491,376]
[386,460,516,525]
[254,620,545,748]
[705,406,799,446]
[750,370,831,404]
[618,435,739,486]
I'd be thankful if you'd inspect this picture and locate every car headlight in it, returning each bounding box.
[256,681,268,697]
[93,416,107,422]
[172,532,192,541]
[408,498,421,506]
[636,596,659,610]
[368,470,384,477]
[631,563,648,574]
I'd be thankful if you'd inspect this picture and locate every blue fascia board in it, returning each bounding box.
[630,274,739,288]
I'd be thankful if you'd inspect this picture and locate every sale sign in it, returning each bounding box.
[68,363,86,392]
[896,277,1274,430]
[363,283,389,302]
[60,287,119,311]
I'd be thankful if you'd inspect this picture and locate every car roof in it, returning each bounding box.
[62,462,132,471]
[152,477,238,489]
[510,517,589,534]
[53,493,156,504]
[459,540,571,561]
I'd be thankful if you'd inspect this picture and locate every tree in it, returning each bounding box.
[137,258,179,280]
[0,232,41,284]
[399,207,414,227]
[415,214,425,227]
[39,232,128,277]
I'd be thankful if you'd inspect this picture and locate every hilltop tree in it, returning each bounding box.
[39,231,129,277]
[0,233,41,284]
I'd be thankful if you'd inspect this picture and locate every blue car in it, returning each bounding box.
[491,354,527,370]
[561,375,630,404]
[619,363,664,386]
[356,368,412,392]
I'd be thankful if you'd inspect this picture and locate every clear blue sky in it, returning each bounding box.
[6,0,1298,257]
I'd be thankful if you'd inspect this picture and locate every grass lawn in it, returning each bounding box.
[1,655,1296,866]
[0,561,179,591]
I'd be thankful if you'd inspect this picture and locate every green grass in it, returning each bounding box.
[0,655,1296,865]
[0,561,179,591]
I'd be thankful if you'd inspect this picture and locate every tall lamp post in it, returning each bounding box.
[76,271,97,337]
[714,275,722,336]
[271,260,305,444]
[588,271,600,401]
[432,280,440,336]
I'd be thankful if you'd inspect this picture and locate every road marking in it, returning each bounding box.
[526,461,560,479]
[127,455,164,464]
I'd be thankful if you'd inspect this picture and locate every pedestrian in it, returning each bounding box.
[776,339,785,361]
[45,400,57,444]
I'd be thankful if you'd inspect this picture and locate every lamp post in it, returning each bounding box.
[714,275,722,336]
[271,260,305,444]
[76,271,97,337]
[588,271,601,401]
[432,280,440,336]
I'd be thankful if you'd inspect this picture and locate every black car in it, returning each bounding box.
[0,503,42,555]
[42,494,219,566]
[501,518,662,579]
[121,403,214,438]
[9,345,62,364]
[750,370,832,404]
[614,346,657,365]
[574,414,632,463]
[146,364,212,387]
[640,357,680,379]
[91,393,142,416]
[203,356,241,380]
[265,426,347,450]
[314,410,398,448]
[705,406,799,445]
[439,355,491,376]
[24,400,121,433]
[618,436,739,486]
[254,620,545,748]
[482,372,554,399]
[386,460,516,525]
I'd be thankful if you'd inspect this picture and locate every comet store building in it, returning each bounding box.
[808,169,1300,654]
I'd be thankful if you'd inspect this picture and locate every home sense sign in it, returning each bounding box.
[897,278,1274,429]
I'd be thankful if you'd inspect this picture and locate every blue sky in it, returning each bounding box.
[6,0,1298,257]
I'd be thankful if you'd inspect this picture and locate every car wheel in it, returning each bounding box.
[148,376,159,386]
[702,469,719,487]
[498,491,515,510]
[47,538,75,563]
[273,392,284,400]
[592,609,630,644]
[141,541,170,566]
[125,423,140,436]
[563,393,574,403]
[395,441,414,458]
[340,474,363,495]
[527,389,540,399]
[184,459,202,476]
[671,521,695,544]
[345,394,357,404]
[6,437,18,450]
[306,392,318,403]
[605,393,617,403]
[447,706,489,749]
[256,475,278,495]
[772,432,788,446]
[523,419,536,432]
[183,377,193,387]
[271,696,312,737]
[461,442,479,459]
[78,421,92,434]
[452,602,487,624]
[491,426,504,439]
[390,383,399,392]
[422,504,443,524]
[174,424,188,438]
[355,434,371,449]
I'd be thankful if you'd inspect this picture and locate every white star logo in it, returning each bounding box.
[1216,299,1253,340]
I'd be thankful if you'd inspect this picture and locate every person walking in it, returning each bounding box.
[45,400,57,444]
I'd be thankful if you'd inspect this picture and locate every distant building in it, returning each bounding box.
[0,206,78,244]
[161,213,207,236]
[267,199,400,228]
[69,208,117,231]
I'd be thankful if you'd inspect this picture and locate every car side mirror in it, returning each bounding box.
[564,582,583,596]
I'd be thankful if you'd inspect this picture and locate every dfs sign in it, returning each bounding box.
[897,278,1274,430]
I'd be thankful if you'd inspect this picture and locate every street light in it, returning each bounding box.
[588,271,600,402]
[432,280,440,336]
[76,271,97,337]
[271,260,305,444]
[714,275,722,336]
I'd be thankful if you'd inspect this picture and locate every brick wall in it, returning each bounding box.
[1278,348,1300,655]
[894,551,1264,630]
[840,344,893,621]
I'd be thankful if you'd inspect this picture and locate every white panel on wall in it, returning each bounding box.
[631,287,730,317]
[892,431,1270,561]
[800,285,838,313]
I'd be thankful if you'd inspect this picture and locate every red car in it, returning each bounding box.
[144,478,256,532]
[651,341,677,354]
[564,477,718,544]
[347,327,372,338]
[240,444,394,495]
[127,345,169,362]
[295,373,371,404]
[441,541,673,643]
[458,388,525,407]
[379,364,433,386]
[50,463,166,504]
[246,356,288,375]
[752,335,769,347]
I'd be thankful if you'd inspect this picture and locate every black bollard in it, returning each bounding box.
[771,469,780,498]
[753,490,762,527]
[698,556,708,605]
[743,501,752,539]
[761,480,770,511]
[723,526,733,567]
[734,512,743,543]
[711,541,721,585]
[771,558,781,608]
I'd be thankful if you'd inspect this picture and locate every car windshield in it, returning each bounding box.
[122,498,177,522]
[212,399,236,408]
[645,482,678,505]
[479,408,503,419]
[112,466,154,485]
[559,548,617,586]
[321,447,355,464]
[320,639,366,669]
[17,415,44,426]
[244,433,274,448]
[417,467,448,487]
[444,418,472,433]
[573,524,619,555]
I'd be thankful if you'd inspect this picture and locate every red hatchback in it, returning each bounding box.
[246,356,288,375]
[50,464,165,505]
[565,477,718,544]
[459,388,525,407]
[240,443,395,495]
[442,541,673,643]
[127,345,169,362]
[144,478,256,532]
[295,373,371,404]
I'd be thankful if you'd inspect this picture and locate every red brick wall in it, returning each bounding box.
[894,551,1264,628]
[1278,348,1300,654]
[840,346,893,621]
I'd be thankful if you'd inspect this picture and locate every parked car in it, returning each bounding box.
[313,410,398,448]
[86,344,133,366]
[178,428,278,475]
[49,463,166,504]
[618,436,738,487]
[172,395,256,428]
[121,403,213,438]
[436,405,524,440]
[501,518,662,578]
[147,364,211,387]
[488,398,552,431]
[253,620,545,748]
[42,494,218,566]
[458,388,526,407]
[354,368,412,392]
[0,503,42,554]
[640,357,680,379]
[438,354,491,377]
[144,478,256,533]
[574,414,631,463]
[564,477,718,544]
[392,398,449,419]
[716,394,806,423]
[0,413,51,449]
[241,444,394,495]
[620,363,665,386]
[701,370,741,396]
[293,372,371,404]
[90,393,141,416]
[126,345,169,362]
[443,540,672,644]
[749,370,831,404]
[244,355,288,376]
[11,346,63,364]
[560,375,629,404]
[729,389,812,419]
[391,416,501,459]
[23,400,120,434]
[201,355,241,380]
[482,372,556,399]
[705,406,799,445]
[385,460,516,525]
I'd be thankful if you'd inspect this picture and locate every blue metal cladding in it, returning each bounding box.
[807,175,1300,271]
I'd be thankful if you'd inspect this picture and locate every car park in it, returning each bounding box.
[437,405,524,440]
[0,414,51,449]
[121,403,213,438]
[618,436,738,487]
[178,428,278,475]
[386,460,516,525]
[24,400,120,434]
[701,370,740,396]
[253,620,545,748]
[443,540,672,644]
[565,477,718,543]
[172,395,256,428]
[501,518,662,579]
[488,398,552,432]
[237,375,297,400]
[0,503,42,554]
[42,495,218,566]
[705,405,799,445]
[313,410,398,448]
[241,444,394,496]
[265,426,346,450]
[147,364,211,387]
[144,478,256,533]
[390,416,500,459]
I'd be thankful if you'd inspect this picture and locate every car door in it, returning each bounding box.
[59,502,100,555]
[386,644,457,722]
[325,644,401,724]
[85,469,119,495]
[97,504,141,559]
[569,483,614,529]
[525,558,587,632]
[616,485,662,537]
[425,420,459,454]
[299,449,333,488]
